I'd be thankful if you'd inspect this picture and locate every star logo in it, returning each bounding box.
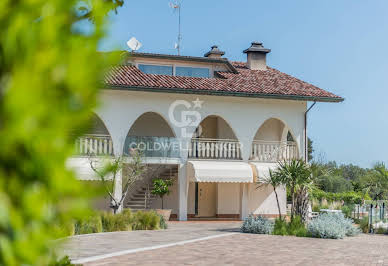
[192,98,203,109]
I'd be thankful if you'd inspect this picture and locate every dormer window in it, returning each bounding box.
[138,64,173,75]
[176,66,209,78]
[137,63,210,78]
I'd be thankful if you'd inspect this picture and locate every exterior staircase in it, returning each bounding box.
[125,165,178,210]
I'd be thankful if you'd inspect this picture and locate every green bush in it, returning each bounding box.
[375,227,387,234]
[273,218,288,235]
[101,209,133,232]
[273,216,307,237]
[341,204,354,218]
[240,215,274,234]
[158,214,168,229]
[133,211,161,230]
[75,215,103,235]
[358,217,370,233]
[311,189,370,205]
[288,216,308,237]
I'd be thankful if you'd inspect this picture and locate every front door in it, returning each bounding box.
[197,183,216,217]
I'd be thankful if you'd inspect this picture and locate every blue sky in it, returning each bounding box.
[100,0,388,168]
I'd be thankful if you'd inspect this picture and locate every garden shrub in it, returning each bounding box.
[288,216,308,237]
[357,217,370,233]
[241,215,274,234]
[273,218,288,235]
[341,204,354,218]
[307,213,360,239]
[158,214,168,229]
[100,210,133,232]
[74,215,103,235]
[133,211,161,230]
[375,227,387,234]
[273,216,307,236]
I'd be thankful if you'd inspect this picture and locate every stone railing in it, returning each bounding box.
[75,134,113,156]
[188,138,242,160]
[250,141,298,162]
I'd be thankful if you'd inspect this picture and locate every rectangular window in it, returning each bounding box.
[138,64,173,75]
[175,66,210,78]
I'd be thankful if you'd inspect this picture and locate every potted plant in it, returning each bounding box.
[151,178,173,221]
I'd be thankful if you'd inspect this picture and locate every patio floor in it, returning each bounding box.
[61,221,388,266]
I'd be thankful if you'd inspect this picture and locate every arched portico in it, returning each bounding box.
[188,115,242,160]
[76,113,114,156]
[250,118,299,162]
[122,112,180,159]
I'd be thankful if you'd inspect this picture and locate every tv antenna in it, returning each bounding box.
[126,37,142,52]
[169,0,182,55]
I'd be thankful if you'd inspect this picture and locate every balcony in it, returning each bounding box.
[123,136,181,158]
[188,138,242,160]
[250,141,298,162]
[75,134,113,156]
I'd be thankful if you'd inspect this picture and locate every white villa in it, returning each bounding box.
[68,42,343,220]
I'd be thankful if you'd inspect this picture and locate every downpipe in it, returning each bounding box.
[304,101,317,163]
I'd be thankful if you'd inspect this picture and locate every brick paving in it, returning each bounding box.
[63,222,388,266]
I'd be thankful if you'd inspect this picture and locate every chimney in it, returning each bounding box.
[204,45,225,58]
[243,41,271,70]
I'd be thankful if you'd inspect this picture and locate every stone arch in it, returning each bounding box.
[126,111,176,138]
[189,115,242,160]
[250,117,299,161]
[192,115,238,140]
[123,112,177,156]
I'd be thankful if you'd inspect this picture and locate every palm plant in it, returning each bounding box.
[276,159,313,222]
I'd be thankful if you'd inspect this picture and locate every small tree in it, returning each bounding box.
[89,149,146,214]
[257,169,284,219]
[151,179,173,209]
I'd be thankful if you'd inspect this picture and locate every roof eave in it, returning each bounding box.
[105,84,345,103]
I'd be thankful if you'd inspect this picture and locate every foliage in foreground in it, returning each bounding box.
[307,213,360,239]
[240,215,274,234]
[0,0,123,264]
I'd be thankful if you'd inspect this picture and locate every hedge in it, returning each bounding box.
[311,189,370,204]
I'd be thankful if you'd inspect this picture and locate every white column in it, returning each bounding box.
[178,163,188,221]
[240,137,252,162]
[240,183,249,220]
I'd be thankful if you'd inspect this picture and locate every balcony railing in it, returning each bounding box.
[75,134,113,156]
[188,138,242,160]
[250,141,298,162]
[123,136,181,158]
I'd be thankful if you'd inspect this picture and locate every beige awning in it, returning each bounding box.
[249,162,278,183]
[187,160,254,183]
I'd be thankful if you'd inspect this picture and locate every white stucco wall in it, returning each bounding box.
[94,89,306,160]
[247,184,287,215]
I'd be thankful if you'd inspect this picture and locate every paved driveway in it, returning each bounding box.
[62,222,388,266]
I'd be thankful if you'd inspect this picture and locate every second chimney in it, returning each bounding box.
[204,45,225,58]
[243,42,271,70]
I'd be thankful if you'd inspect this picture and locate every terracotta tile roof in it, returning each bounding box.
[105,61,343,102]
